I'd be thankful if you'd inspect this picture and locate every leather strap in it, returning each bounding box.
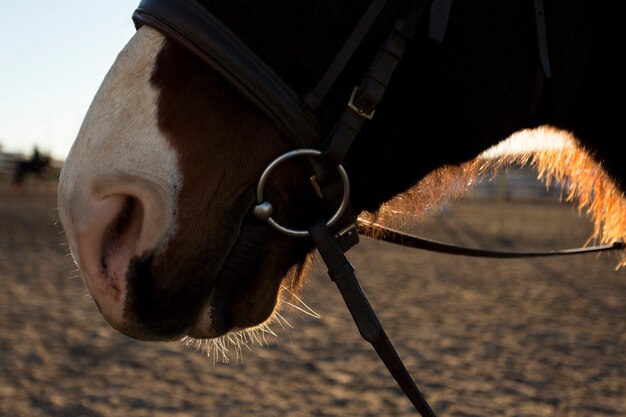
[358,222,625,258]
[428,0,453,42]
[314,0,429,185]
[310,221,437,417]
[303,0,391,111]
[533,0,552,78]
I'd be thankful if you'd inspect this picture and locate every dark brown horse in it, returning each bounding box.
[57,0,624,350]
[10,148,51,189]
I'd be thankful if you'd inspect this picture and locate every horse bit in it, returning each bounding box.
[133,1,623,415]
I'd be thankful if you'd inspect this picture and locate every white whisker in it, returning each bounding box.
[280,285,321,319]
[181,316,285,364]
[273,311,293,329]
[280,300,322,319]
[258,323,277,337]
[249,329,263,345]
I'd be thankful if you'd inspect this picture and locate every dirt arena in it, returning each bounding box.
[1,177,624,417]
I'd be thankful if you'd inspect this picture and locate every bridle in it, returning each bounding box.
[132,1,623,416]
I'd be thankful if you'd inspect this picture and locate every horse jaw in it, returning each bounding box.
[58,26,182,335]
[58,25,308,341]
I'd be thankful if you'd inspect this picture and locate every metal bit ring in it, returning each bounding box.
[254,148,350,237]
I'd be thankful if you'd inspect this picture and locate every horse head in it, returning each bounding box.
[58,0,625,344]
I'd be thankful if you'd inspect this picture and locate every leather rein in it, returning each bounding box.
[132,1,623,416]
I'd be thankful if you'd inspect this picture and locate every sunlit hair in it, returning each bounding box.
[362,126,626,268]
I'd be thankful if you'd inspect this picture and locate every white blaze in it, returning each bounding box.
[57,26,182,327]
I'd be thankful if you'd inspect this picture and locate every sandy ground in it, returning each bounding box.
[1,178,624,417]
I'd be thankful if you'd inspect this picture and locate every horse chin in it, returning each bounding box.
[187,284,280,339]
[123,259,299,341]
[117,213,310,342]
[191,261,309,340]
[185,225,309,339]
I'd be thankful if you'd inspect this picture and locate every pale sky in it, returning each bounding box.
[0,1,138,161]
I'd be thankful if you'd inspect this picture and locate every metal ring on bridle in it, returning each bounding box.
[254,148,350,237]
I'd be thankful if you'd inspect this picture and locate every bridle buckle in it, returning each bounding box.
[348,86,375,120]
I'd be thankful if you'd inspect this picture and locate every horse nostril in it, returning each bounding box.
[67,193,147,305]
[100,196,144,278]
[57,175,176,335]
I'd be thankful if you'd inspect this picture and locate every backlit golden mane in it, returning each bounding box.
[364,127,626,268]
